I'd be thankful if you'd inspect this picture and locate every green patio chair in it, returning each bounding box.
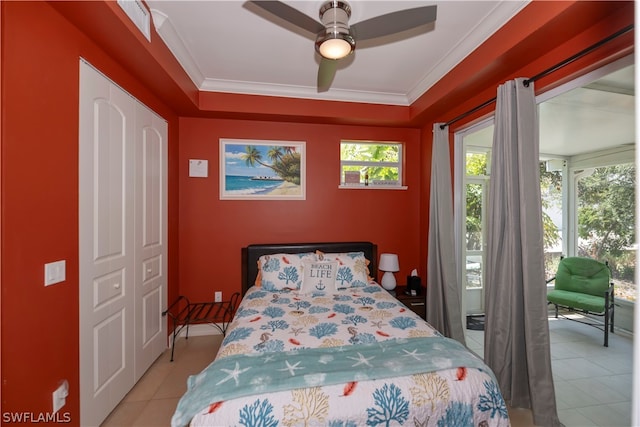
[547,256,615,347]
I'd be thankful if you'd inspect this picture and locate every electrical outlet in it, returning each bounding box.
[214,291,222,302]
[52,380,69,413]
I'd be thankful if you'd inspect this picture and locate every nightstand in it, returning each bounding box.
[393,285,426,319]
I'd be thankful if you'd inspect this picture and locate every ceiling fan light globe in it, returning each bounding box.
[316,33,355,60]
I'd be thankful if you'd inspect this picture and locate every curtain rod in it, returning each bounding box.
[439,24,634,130]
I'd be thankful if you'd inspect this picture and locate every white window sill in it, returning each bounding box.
[338,185,408,190]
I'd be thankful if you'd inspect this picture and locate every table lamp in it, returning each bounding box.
[379,253,400,290]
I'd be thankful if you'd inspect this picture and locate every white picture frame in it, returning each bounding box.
[220,139,306,200]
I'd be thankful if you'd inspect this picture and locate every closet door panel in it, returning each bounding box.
[80,60,167,426]
[134,105,168,379]
[79,61,135,426]
[94,101,125,261]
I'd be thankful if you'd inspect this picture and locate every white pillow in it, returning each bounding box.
[300,260,339,294]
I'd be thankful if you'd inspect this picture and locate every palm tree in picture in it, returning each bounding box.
[242,145,301,184]
[273,151,301,185]
[242,145,266,168]
[267,146,284,163]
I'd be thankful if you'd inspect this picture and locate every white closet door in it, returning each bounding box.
[134,103,168,379]
[79,60,167,426]
[79,61,136,426]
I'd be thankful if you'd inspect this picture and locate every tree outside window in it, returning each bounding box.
[465,154,561,260]
[340,142,402,185]
[577,164,636,302]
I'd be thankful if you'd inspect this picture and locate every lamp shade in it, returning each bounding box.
[379,253,399,272]
[316,31,355,59]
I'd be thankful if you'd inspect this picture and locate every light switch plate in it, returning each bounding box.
[45,260,66,286]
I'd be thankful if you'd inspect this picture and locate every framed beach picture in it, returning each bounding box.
[220,139,306,200]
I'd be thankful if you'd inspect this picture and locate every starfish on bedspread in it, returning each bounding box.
[216,362,251,386]
[347,352,374,367]
[278,360,304,376]
[402,348,427,361]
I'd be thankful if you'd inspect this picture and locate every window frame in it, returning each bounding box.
[338,140,407,190]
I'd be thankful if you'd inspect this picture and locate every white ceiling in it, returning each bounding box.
[539,68,635,157]
[147,0,528,105]
[144,1,635,157]
[464,59,635,157]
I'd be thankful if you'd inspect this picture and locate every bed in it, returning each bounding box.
[172,241,510,427]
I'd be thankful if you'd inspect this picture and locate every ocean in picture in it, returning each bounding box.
[225,175,284,195]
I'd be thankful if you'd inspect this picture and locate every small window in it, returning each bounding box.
[339,141,405,188]
[465,151,490,176]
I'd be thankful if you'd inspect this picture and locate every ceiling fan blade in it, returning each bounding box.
[351,5,437,41]
[317,58,338,92]
[246,1,324,35]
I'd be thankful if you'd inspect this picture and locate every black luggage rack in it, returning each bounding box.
[162,293,240,361]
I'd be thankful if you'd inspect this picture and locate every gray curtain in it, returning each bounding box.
[484,78,562,426]
[427,123,465,344]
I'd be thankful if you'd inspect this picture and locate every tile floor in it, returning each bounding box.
[102,316,634,426]
[101,335,224,427]
[465,315,634,427]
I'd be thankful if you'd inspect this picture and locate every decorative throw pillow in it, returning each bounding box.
[258,252,317,291]
[300,260,338,294]
[254,260,262,286]
[316,251,371,289]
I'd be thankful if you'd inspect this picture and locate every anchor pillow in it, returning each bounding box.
[300,260,339,294]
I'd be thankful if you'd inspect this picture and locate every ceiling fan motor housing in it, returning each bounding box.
[315,0,355,59]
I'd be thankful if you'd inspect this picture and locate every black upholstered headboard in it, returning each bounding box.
[241,241,378,295]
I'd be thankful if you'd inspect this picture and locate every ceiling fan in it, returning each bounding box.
[247,1,437,92]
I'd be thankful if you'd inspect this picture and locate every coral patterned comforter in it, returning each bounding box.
[172,283,510,427]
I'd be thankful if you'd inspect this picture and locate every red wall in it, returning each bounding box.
[0,2,179,422]
[178,118,422,301]
[0,0,634,425]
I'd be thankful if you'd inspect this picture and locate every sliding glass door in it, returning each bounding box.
[454,56,635,329]
[456,124,493,316]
